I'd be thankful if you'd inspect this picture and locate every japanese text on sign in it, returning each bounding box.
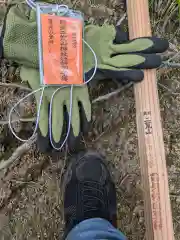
[41,14,83,85]
[60,19,68,82]
[150,173,162,230]
[143,111,153,135]
[48,18,54,46]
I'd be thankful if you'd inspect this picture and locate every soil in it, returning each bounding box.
[0,0,180,239]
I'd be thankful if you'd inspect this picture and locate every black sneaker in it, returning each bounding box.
[62,151,117,237]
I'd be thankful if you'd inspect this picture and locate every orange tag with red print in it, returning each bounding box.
[41,14,83,85]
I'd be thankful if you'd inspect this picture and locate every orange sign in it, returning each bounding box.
[41,14,83,85]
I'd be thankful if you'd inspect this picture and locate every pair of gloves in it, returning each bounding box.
[0,3,169,152]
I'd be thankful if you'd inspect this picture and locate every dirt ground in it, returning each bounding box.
[0,0,180,239]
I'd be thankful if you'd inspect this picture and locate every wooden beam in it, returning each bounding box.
[126,1,174,239]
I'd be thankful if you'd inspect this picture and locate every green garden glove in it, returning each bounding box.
[0,3,91,152]
[84,24,169,84]
[1,3,38,67]
[20,67,91,152]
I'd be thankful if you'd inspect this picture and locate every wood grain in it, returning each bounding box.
[126,0,174,239]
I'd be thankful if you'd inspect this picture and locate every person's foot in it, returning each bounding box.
[62,151,117,237]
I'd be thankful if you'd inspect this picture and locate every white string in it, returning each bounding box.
[8,3,98,150]
[82,40,98,84]
[26,0,36,10]
[56,5,69,15]
[9,87,45,142]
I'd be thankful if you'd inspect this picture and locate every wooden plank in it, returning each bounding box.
[126,1,174,239]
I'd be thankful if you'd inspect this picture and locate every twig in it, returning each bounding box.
[166,51,180,62]
[92,127,110,142]
[170,194,180,198]
[0,82,31,92]
[0,134,37,171]
[116,13,127,26]
[162,62,180,68]
[0,117,36,126]
[92,82,133,104]
[169,42,179,54]
[158,82,180,95]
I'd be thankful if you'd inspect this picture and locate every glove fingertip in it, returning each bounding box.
[152,37,169,53]
[68,130,80,153]
[37,127,52,153]
[79,101,91,135]
[131,54,162,69]
[142,37,169,53]
[97,69,144,83]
